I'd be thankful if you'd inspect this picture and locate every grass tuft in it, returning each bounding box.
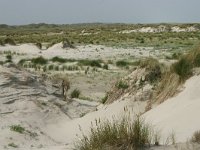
[191,130,200,143]
[10,125,25,134]
[75,116,157,150]
[71,89,81,98]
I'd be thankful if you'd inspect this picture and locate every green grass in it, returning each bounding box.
[172,57,192,80]
[71,89,81,98]
[75,116,157,150]
[31,56,48,65]
[116,60,129,67]
[78,59,102,68]
[51,56,66,63]
[8,143,18,148]
[101,94,108,104]
[116,80,129,89]
[10,125,25,134]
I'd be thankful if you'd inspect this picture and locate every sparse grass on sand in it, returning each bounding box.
[75,116,159,150]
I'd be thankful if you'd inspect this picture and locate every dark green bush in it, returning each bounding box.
[71,89,81,98]
[79,59,102,68]
[36,42,42,49]
[194,53,200,67]
[146,65,162,83]
[116,60,129,67]
[48,65,54,70]
[101,94,108,104]
[116,80,129,89]
[4,38,16,45]
[6,54,12,62]
[18,59,27,65]
[51,56,66,63]
[31,56,48,65]
[10,125,25,134]
[191,130,200,143]
[103,64,109,70]
[172,57,192,80]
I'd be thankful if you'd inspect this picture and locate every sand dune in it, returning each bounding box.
[143,75,200,143]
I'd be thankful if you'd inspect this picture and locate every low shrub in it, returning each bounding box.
[4,38,16,45]
[194,53,200,67]
[172,57,192,80]
[31,56,48,65]
[6,54,12,62]
[191,130,200,143]
[103,64,109,70]
[10,125,25,134]
[71,89,81,98]
[36,42,42,49]
[146,65,162,83]
[101,94,108,104]
[116,60,129,67]
[116,80,129,89]
[79,59,102,68]
[51,56,66,63]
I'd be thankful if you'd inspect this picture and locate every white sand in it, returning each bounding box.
[0,43,163,61]
[143,75,200,143]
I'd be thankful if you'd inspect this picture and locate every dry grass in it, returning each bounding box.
[75,116,159,150]
[191,131,200,143]
[153,72,180,104]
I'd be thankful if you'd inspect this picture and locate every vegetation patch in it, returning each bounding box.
[31,56,48,65]
[4,38,16,45]
[116,60,129,67]
[75,117,158,150]
[191,130,200,143]
[51,56,66,63]
[78,59,102,68]
[8,143,18,148]
[10,125,25,134]
[116,80,129,89]
[172,57,192,81]
[71,89,81,98]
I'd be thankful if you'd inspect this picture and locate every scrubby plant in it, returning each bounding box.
[8,143,18,148]
[75,116,157,150]
[71,89,81,98]
[191,130,200,143]
[31,56,48,65]
[4,38,16,45]
[116,60,129,67]
[146,65,162,83]
[36,42,42,49]
[5,54,12,63]
[103,64,109,70]
[0,40,4,46]
[79,59,102,68]
[193,53,200,67]
[101,94,108,104]
[55,65,59,71]
[10,125,25,134]
[116,80,129,89]
[48,64,54,70]
[172,57,192,80]
[51,56,66,63]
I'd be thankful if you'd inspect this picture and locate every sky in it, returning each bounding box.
[0,0,200,25]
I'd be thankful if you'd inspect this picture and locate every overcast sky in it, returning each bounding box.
[0,0,200,25]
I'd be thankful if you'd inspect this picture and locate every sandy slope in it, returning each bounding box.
[143,75,200,143]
